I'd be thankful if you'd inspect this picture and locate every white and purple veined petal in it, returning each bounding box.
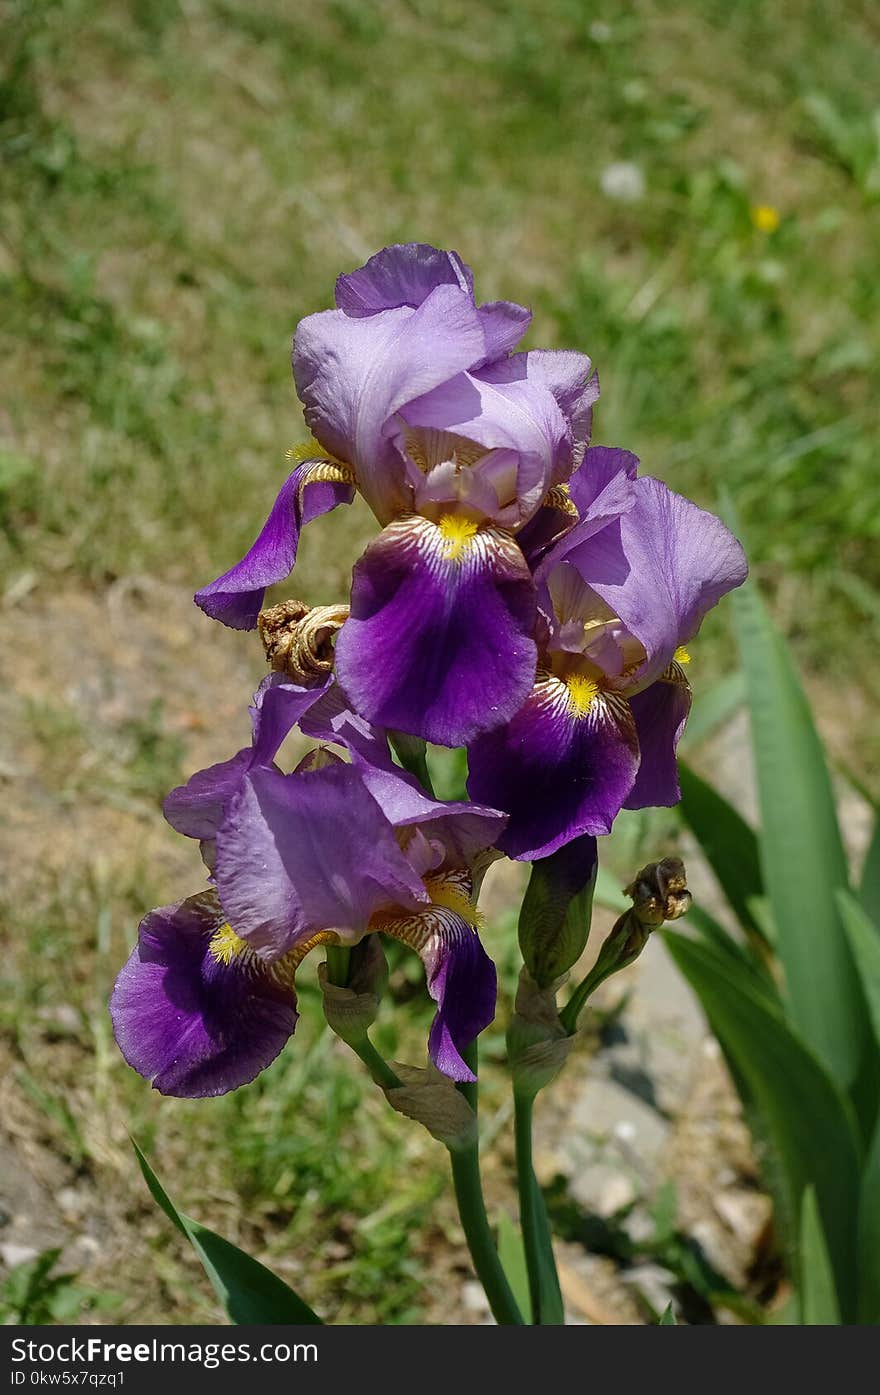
[110,892,301,1098]
[334,514,537,748]
[467,673,640,861]
[194,459,356,630]
[374,879,497,1083]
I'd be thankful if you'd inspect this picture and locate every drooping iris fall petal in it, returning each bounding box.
[467,676,640,860]
[624,665,693,809]
[334,514,537,747]
[194,461,355,630]
[110,893,299,1098]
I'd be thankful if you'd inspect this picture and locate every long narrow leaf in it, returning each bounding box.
[799,1188,841,1325]
[496,1211,532,1322]
[730,578,867,1088]
[665,933,862,1321]
[680,670,746,749]
[678,761,765,943]
[859,812,880,923]
[837,889,880,1048]
[133,1141,322,1325]
[858,1116,880,1324]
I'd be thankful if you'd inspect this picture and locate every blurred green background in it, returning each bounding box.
[1,0,878,1324]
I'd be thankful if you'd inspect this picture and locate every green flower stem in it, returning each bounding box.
[348,1036,401,1091]
[449,1040,525,1326]
[513,1086,564,1324]
[389,733,436,796]
[325,944,351,988]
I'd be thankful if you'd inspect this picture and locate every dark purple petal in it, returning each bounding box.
[467,678,640,859]
[194,463,354,630]
[163,675,330,841]
[334,243,473,316]
[564,476,748,682]
[334,515,537,747]
[624,669,692,809]
[214,764,427,957]
[110,893,298,1098]
[293,287,486,522]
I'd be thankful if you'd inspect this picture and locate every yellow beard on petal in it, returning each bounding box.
[673,645,691,665]
[208,922,249,965]
[438,514,479,562]
[565,673,599,718]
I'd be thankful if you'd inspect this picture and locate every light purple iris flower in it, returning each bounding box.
[467,452,748,859]
[111,689,507,1097]
[195,243,598,746]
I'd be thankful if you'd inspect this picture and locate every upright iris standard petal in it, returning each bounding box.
[624,666,693,809]
[333,242,531,367]
[375,884,497,1083]
[110,893,299,1098]
[334,243,474,315]
[402,365,572,527]
[163,673,331,841]
[194,461,355,630]
[481,348,598,473]
[214,764,428,957]
[334,514,537,747]
[467,676,640,860]
[564,476,748,682]
[527,446,638,577]
[293,286,486,522]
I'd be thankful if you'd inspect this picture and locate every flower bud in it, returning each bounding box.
[518,835,598,988]
[318,936,388,1046]
[560,857,691,1032]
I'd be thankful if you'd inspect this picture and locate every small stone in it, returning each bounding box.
[621,1262,674,1315]
[461,1280,490,1314]
[599,162,646,204]
[1,1242,39,1268]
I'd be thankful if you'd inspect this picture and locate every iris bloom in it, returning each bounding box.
[467,449,748,859]
[195,243,597,746]
[111,684,507,1097]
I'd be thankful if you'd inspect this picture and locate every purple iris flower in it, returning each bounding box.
[467,452,748,859]
[111,692,507,1097]
[195,243,598,746]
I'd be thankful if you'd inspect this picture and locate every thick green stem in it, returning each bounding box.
[449,1040,524,1326]
[513,1087,564,1323]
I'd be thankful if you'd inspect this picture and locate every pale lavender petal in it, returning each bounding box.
[110,893,298,1098]
[293,287,485,522]
[214,765,427,956]
[335,243,473,316]
[485,349,599,466]
[334,515,537,747]
[475,300,533,364]
[564,476,748,681]
[194,463,354,630]
[625,670,692,809]
[533,446,638,579]
[467,679,640,859]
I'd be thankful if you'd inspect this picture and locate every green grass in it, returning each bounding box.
[2,0,878,1324]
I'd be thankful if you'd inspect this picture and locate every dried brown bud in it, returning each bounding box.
[258,599,349,682]
[624,856,692,928]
